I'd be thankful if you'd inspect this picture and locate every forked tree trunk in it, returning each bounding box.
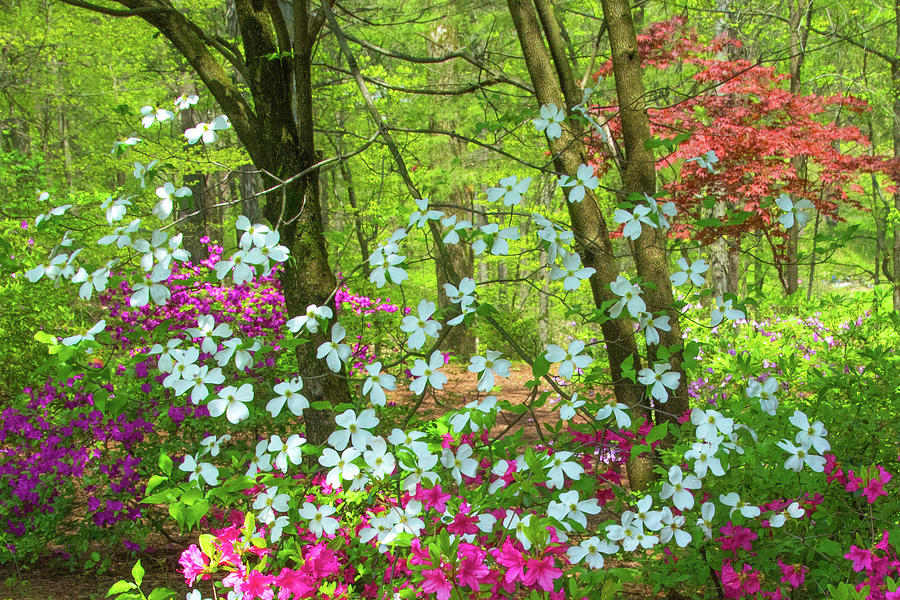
[508,0,652,488]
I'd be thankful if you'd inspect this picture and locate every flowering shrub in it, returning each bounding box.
[14,94,900,600]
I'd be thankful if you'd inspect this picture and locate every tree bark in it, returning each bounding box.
[893,0,900,310]
[426,22,477,358]
[91,0,352,443]
[507,0,653,488]
[785,0,812,295]
[599,0,689,421]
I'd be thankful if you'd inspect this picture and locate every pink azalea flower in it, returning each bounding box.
[240,570,275,600]
[716,523,758,553]
[778,560,808,588]
[416,483,451,513]
[305,544,339,579]
[493,539,527,584]
[179,544,208,586]
[844,545,874,572]
[448,508,479,536]
[421,568,452,600]
[275,567,316,600]
[863,477,887,503]
[456,553,490,591]
[522,556,562,592]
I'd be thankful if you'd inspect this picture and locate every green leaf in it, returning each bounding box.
[631,444,651,457]
[142,489,177,504]
[145,475,168,495]
[131,560,144,588]
[532,353,550,378]
[158,453,173,477]
[818,538,843,556]
[147,588,176,600]
[106,580,137,596]
[646,423,668,444]
[198,534,216,558]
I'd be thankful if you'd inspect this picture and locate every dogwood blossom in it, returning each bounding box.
[174,93,199,110]
[789,410,831,453]
[285,304,333,334]
[184,115,230,145]
[550,251,595,291]
[153,182,191,220]
[544,340,592,379]
[400,299,442,350]
[691,408,734,441]
[319,447,361,489]
[596,396,632,429]
[140,105,175,128]
[719,492,761,518]
[609,275,646,318]
[697,502,716,539]
[659,507,691,547]
[268,434,304,473]
[408,198,444,228]
[253,485,289,524]
[364,437,396,480]
[777,439,826,472]
[179,454,219,487]
[614,203,653,240]
[606,511,642,552]
[660,465,700,510]
[746,376,779,415]
[670,257,709,287]
[199,434,230,457]
[710,296,745,327]
[317,323,352,372]
[441,214,472,244]
[186,315,233,354]
[775,193,814,230]
[472,224,519,256]
[328,408,379,451]
[566,536,616,569]
[298,502,338,538]
[487,175,532,206]
[558,392,584,421]
[684,439,725,478]
[637,311,671,346]
[558,163,598,203]
[440,444,478,484]
[409,351,448,394]
[266,377,308,417]
[768,501,805,527]
[547,490,601,529]
[533,103,565,139]
[468,350,510,391]
[368,244,407,287]
[638,362,681,403]
[246,440,273,478]
[207,384,253,424]
[361,362,396,406]
[545,450,583,489]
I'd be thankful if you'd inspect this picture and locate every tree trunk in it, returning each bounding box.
[786,0,811,296]
[893,0,900,310]
[426,22,477,358]
[508,0,652,489]
[129,0,351,443]
[339,160,371,279]
[435,198,476,357]
[600,0,689,420]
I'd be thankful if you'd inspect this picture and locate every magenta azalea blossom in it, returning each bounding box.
[421,568,452,600]
[179,544,208,586]
[522,555,562,592]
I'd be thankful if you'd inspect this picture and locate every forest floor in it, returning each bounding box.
[0,365,657,600]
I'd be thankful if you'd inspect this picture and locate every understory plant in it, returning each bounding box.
[14,90,900,600]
